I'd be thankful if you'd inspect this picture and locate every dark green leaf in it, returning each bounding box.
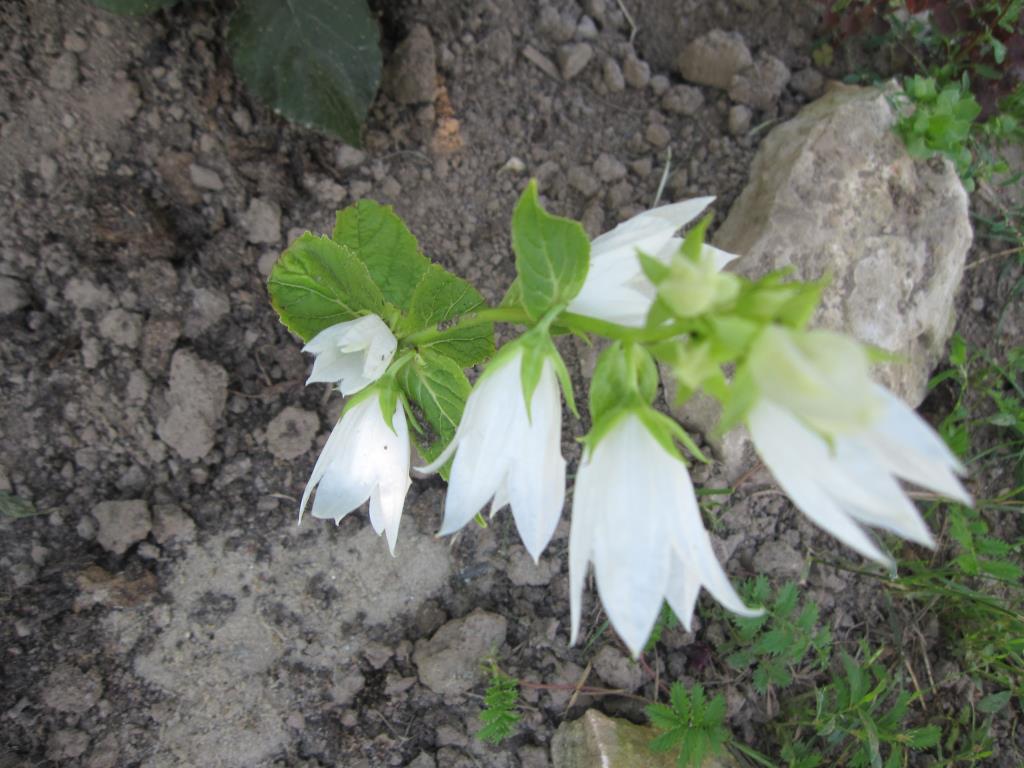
[90,0,178,14]
[333,200,430,309]
[511,179,590,319]
[228,0,381,145]
[978,690,1013,714]
[0,492,40,519]
[267,233,385,342]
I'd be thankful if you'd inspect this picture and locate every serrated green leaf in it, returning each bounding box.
[399,263,494,365]
[0,492,40,519]
[333,200,430,309]
[228,0,381,145]
[511,180,589,319]
[90,0,178,14]
[397,350,470,478]
[267,233,385,342]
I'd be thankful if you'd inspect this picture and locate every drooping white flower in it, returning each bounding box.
[418,346,566,562]
[299,391,411,555]
[746,326,971,566]
[303,314,397,395]
[566,197,738,327]
[569,413,759,656]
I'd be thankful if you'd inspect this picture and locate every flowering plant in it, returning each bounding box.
[267,182,969,656]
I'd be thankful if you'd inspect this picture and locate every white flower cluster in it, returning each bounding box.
[295,200,969,656]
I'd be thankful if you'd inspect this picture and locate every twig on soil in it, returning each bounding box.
[903,655,928,712]
[614,0,638,45]
[964,245,1024,270]
[652,147,672,208]
[565,660,593,714]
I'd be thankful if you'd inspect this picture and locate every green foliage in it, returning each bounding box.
[510,179,590,320]
[722,578,832,694]
[398,264,494,366]
[0,492,39,519]
[267,233,386,342]
[90,0,178,13]
[475,662,520,744]
[894,75,983,184]
[92,0,382,144]
[646,683,731,768]
[227,0,381,145]
[396,350,470,476]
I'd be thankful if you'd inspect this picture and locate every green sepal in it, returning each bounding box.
[638,252,670,285]
[637,408,709,464]
[707,315,760,360]
[511,179,590,320]
[333,200,430,310]
[398,263,495,366]
[589,342,659,424]
[376,377,402,433]
[516,330,578,420]
[717,364,758,435]
[267,233,386,342]
[397,349,472,480]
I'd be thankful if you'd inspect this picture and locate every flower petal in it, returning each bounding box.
[569,454,598,646]
[306,348,363,387]
[665,554,701,632]
[749,400,891,565]
[507,362,566,561]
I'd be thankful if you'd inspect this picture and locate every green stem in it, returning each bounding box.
[557,312,694,343]
[401,306,532,347]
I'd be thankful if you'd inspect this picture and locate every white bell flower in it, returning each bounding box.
[569,413,759,657]
[299,392,411,555]
[302,314,397,395]
[418,347,566,562]
[746,326,971,566]
[566,197,738,327]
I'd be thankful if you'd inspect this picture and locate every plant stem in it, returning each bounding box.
[401,306,532,346]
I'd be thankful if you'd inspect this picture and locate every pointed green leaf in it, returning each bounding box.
[397,350,471,478]
[90,0,179,14]
[333,200,430,309]
[228,0,381,145]
[511,180,589,319]
[268,233,385,342]
[0,492,40,519]
[398,263,494,366]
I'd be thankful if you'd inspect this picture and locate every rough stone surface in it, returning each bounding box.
[265,406,320,461]
[413,610,508,695]
[385,25,437,105]
[552,709,740,768]
[0,276,29,314]
[790,67,825,98]
[156,350,229,460]
[602,57,625,92]
[40,664,103,714]
[591,646,643,692]
[729,53,792,110]
[240,197,281,244]
[661,84,704,116]
[715,83,971,406]
[677,29,752,90]
[728,104,752,136]
[622,52,650,89]
[98,308,142,348]
[91,499,152,555]
[752,540,805,579]
[189,163,223,191]
[558,43,594,80]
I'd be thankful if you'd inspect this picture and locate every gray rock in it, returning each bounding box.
[752,540,805,579]
[602,57,625,92]
[790,67,825,98]
[156,350,229,460]
[576,15,598,40]
[183,287,229,337]
[552,709,741,768]
[336,145,366,170]
[507,546,560,586]
[408,752,437,768]
[558,43,594,80]
[414,610,508,695]
[189,163,224,191]
[152,504,196,544]
[715,83,971,406]
[241,198,281,245]
[677,30,752,90]
[661,84,704,116]
[98,308,142,348]
[48,52,78,91]
[0,276,29,314]
[728,104,752,136]
[47,729,90,761]
[41,664,104,714]
[729,54,791,111]
[591,646,642,691]
[644,122,671,148]
[539,6,577,43]
[650,74,670,96]
[593,153,627,183]
[265,406,320,461]
[331,667,365,706]
[568,165,600,197]
[92,499,151,555]
[622,52,650,89]
[385,24,437,105]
